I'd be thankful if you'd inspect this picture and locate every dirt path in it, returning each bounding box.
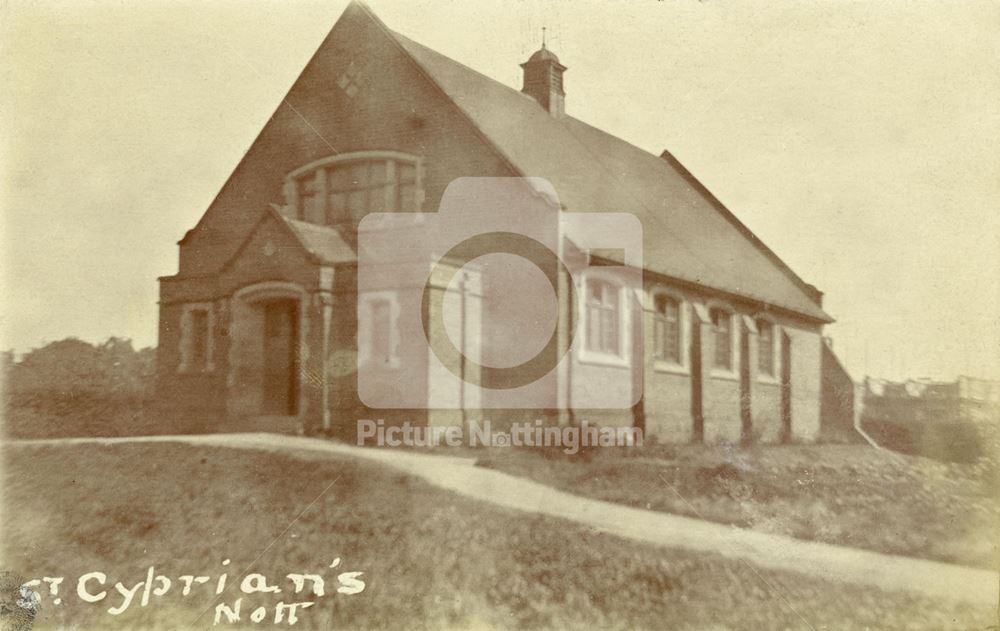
[9,433,999,607]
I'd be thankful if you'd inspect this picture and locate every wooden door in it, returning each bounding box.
[262,300,298,416]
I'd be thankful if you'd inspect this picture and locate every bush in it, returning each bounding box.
[861,417,990,463]
[3,337,156,439]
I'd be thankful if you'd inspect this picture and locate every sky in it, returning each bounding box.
[2,0,998,382]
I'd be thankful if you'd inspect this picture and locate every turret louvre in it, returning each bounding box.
[520,45,567,117]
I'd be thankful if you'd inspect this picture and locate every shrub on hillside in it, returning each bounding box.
[3,337,156,439]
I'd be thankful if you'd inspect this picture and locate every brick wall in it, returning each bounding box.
[644,372,694,442]
[785,324,822,441]
[633,277,823,444]
[546,271,827,444]
[751,383,783,443]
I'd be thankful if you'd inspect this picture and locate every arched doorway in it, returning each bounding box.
[227,282,309,420]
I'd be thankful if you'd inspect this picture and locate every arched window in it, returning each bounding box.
[709,306,734,370]
[653,293,681,364]
[285,152,422,225]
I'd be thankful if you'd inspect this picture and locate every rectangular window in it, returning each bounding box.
[758,319,775,376]
[653,295,681,363]
[360,293,399,369]
[190,310,209,369]
[711,308,732,370]
[370,299,392,366]
[180,305,213,373]
[586,279,620,355]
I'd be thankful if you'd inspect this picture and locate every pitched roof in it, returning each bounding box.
[381,23,832,322]
[282,216,356,265]
[214,207,357,274]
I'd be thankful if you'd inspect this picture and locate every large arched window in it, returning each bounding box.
[284,152,423,225]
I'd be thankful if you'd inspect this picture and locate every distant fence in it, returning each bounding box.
[860,376,1000,462]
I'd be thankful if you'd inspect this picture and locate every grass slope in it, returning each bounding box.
[1,442,994,630]
[476,443,1000,569]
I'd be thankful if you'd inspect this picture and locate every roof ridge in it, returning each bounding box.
[658,148,827,310]
[390,28,650,155]
[389,30,538,105]
[359,4,831,322]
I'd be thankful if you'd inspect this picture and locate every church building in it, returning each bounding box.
[156,1,853,442]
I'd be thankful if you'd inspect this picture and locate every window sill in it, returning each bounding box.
[358,213,426,232]
[710,368,739,381]
[360,358,402,370]
[577,349,630,369]
[757,375,780,386]
[653,360,689,376]
[177,366,215,375]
